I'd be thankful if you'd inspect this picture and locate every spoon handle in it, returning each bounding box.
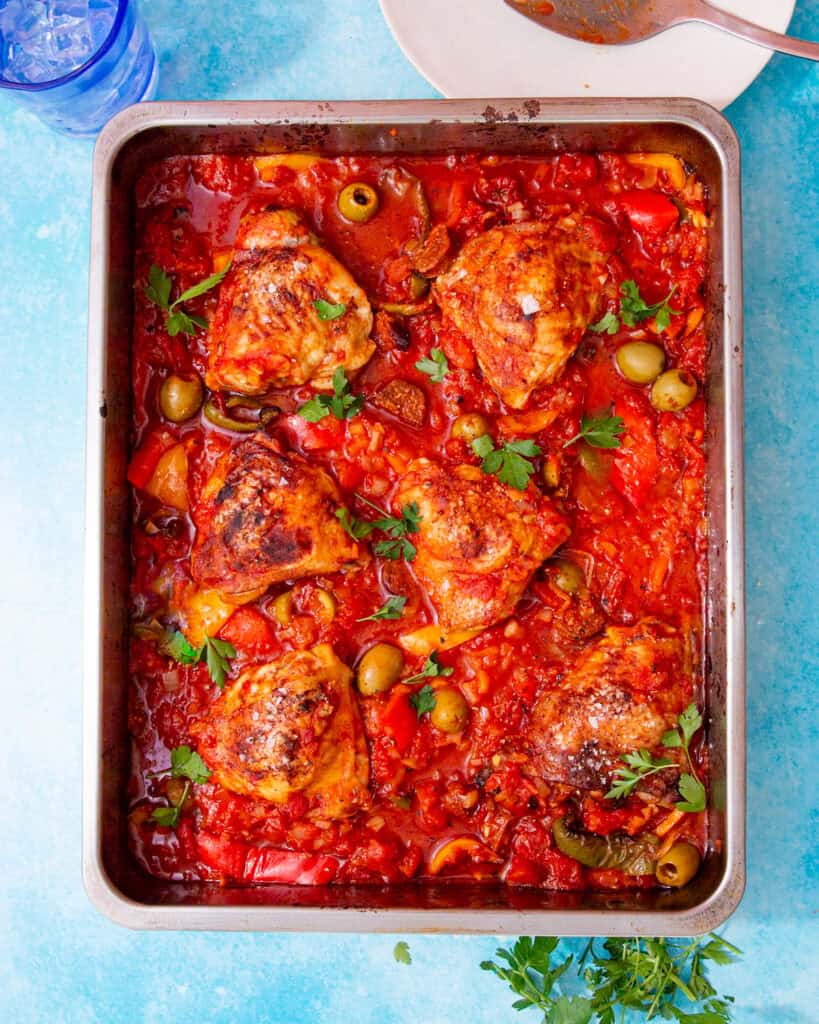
[690,1,819,60]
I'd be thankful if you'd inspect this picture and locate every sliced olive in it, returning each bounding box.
[357,643,404,696]
[650,369,698,412]
[552,559,584,594]
[451,413,490,443]
[160,374,203,422]
[655,841,701,887]
[616,341,666,384]
[338,182,380,223]
[409,272,430,299]
[203,399,258,433]
[430,688,469,733]
[552,818,659,875]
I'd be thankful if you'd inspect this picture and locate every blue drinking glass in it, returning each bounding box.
[0,0,157,136]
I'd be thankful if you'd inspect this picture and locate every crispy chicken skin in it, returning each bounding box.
[192,644,370,818]
[396,459,570,632]
[434,216,607,409]
[528,619,693,789]
[190,434,367,597]
[205,208,375,394]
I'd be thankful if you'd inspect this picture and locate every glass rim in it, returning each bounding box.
[0,0,129,92]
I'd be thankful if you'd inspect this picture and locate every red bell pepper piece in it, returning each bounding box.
[197,832,339,884]
[618,190,679,236]
[219,606,277,658]
[382,689,417,754]
[611,400,659,509]
[127,429,175,490]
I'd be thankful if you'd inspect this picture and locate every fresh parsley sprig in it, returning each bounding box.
[563,413,625,450]
[335,507,375,540]
[415,347,449,383]
[590,279,680,336]
[472,434,541,491]
[393,941,412,965]
[161,630,237,689]
[298,367,364,422]
[480,934,741,1024]
[335,497,422,561]
[404,651,453,686]
[357,595,407,622]
[409,684,437,717]
[150,744,211,829]
[605,749,675,801]
[145,262,231,336]
[606,703,707,813]
[661,703,707,813]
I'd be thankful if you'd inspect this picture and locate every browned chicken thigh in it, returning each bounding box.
[396,459,570,632]
[527,619,694,789]
[191,644,370,819]
[190,434,367,598]
[205,208,374,394]
[435,216,607,408]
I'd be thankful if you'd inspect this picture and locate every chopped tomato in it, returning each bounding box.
[127,429,175,489]
[197,832,339,884]
[382,689,417,754]
[219,606,278,659]
[280,412,345,452]
[611,397,659,508]
[618,189,679,236]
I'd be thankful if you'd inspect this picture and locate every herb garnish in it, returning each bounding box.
[313,298,347,321]
[162,630,237,689]
[410,684,437,717]
[298,367,364,422]
[404,651,453,686]
[415,347,449,383]
[150,744,211,829]
[335,497,421,561]
[472,434,541,491]
[357,595,407,623]
[335,507,376,540]
[145,262,231,336]
[590,279,680,336]
[393,941,412,965]
[481,933,741,1023]
[607,703,707,812]
[563,413,625,450]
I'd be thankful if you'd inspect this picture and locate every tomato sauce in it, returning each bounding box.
[128,150,709,888]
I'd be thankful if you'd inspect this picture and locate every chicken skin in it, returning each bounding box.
[527,619,693,790]
[395,459,570,632]
[192,644,370,819]
[205,208,374,394]
[190,434,367,598]
[434,216,607,409]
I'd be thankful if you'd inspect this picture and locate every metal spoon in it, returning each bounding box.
[504,0,819,59]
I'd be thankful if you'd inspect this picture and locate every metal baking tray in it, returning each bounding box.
[83,98,745,933]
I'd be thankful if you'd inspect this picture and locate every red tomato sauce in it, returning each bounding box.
[128,151,709,888]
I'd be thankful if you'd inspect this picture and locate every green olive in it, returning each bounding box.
[338,182,380,223]
[357,643,404,696]
[451,413,490,443]
[650,369,698,412]
[552,559,584,594]
[409,272,430,299]
[160,374,203,422]
[655,841,702,888]
[430,687,469,733]
[615,341,666,384]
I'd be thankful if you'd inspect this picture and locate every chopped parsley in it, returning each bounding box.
[471,434,541,491]
[563,412,625,450]
[145,262,230,336]
[404,651,453,686]
[161,629,236,689]
[313,298,347,320]
[298,367,363,422]
[409,684,437,717]
[357,595,407,622]
[590,279,681,335]
[415,347,449,383]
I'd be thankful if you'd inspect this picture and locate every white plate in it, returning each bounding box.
[380,0,796,109]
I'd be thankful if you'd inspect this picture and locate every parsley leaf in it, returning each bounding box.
[169,745,211,784]
[589,310,620,335]
[415,347,449,383]
[374,537,417,561]
[297,367,363,422]
[619,279,680,331]
[662,702,707,813]
[145,262,230,336]
[151,803,183,829]
[393,941,412,965]
[410,684,437,717]
[161,630,200,665]
[563,413,625,450]
[162,629,236,689]
[471,434,541,491]
[314,298,347,321]
[336,507,376,540]
[360,497,421,562]
[550,995,594,1024]
[677,773,707,814]
[357,595,407,622]
[605,748,674,801]
[404,651,453,685]
[202,635,236,690]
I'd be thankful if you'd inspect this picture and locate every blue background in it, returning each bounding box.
[0,1,817,1021]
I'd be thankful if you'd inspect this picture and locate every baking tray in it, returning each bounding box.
[83,98,745,933]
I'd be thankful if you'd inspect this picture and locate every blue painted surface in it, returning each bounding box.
[0,1,817,1020]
